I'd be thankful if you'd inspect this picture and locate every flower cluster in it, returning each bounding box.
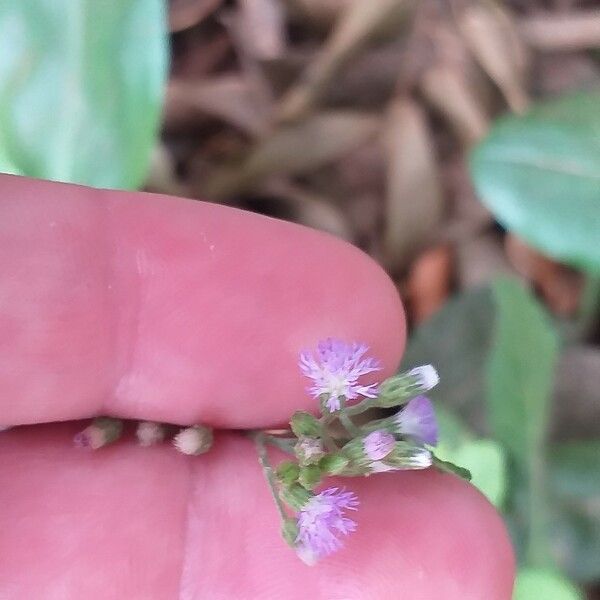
[266,338,449,565]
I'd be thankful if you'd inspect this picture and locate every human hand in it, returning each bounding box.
[0,175,514,599]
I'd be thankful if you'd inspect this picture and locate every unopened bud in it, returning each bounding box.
[74,417,123,450]
[173,425,213,456]
[374,365,439,408]
[298,464,322,490]
[280,484,312,510]
[376,442,432,471]
[136,421,165,447]
[319,453,350,475]
[276,461,300,486]
[290,411,321,437]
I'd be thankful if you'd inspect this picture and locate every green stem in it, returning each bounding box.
[253,432,288,523]
[345,398,374,417]
[338,411,361,437]
[318,414,339,452]
[263,435,297,455]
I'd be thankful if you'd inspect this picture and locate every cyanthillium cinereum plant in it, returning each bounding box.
[251,338,471,565]
[67,337,469,565]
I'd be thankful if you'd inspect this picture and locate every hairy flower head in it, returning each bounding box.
[299,338,381,412]
[295,487,359,564]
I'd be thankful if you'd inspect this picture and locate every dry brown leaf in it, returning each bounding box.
[552,346,600,440]
[383,97,444,273]
[164,77,267,136]
[282,0,352,27]
[238,0,286,60]
[204,111,381,199]
[277,0,417,122]
[263,180,353,240]
[169,0,224,32]
[405,244,453,325]
[458,3,530,113]
[419,63,488,147]
[456,230,514,289]
[519,10,600,52]
[505,234,583,316]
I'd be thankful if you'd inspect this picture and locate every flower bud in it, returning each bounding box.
[173,425,213,456]
[372,442,432,472]
[299,464,323,490]
[373,365,439,408]
[276,461,300,486]
[319,453,350,475]
[280,484,312,510]
[136,421,165,447]
[290,411,321,438]
[294,437,326,466]
[74,417,123,450]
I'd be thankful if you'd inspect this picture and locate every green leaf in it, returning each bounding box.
[487,278,559,467]
[401,286,495,429]
[547,441,600,583]
[0,0,168,189]
[513,568,582,600]
[437,439,507,507]
[470,91,600,273]
[432,455,472,482]
[549,441,600,500]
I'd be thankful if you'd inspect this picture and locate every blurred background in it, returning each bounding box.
[0,0,599,598]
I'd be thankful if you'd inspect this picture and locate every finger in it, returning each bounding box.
[0,175,404,428]
[0,425,514,599]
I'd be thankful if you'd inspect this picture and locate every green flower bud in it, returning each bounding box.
[276,461,300,486]
[290,411,321,437]
[281,518,299,547]
[280,484,312,510]
[373,366,439,408]
[299,464,323,490]
[319,453,350,475]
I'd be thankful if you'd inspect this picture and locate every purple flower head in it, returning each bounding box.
[295,487,359,564]
[299,338,381,412]
[363,430,395,461]
[394,395,438,446]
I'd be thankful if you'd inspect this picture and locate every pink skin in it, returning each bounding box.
[0,175,515,598]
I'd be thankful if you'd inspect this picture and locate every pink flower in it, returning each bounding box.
[394,396,438,446]
[363,430,395,460]
[299,339,381,412]
[295,488,359,563]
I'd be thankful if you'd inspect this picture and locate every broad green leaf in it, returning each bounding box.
[470,91,600,273]
[547,441,600,582]
[487,278,559,467]
[0,0,168,188]
[513,568,582,600]
[439,439,507,507]
[549,441,600,500]
[549,505,600,584]
[401,286,495,430]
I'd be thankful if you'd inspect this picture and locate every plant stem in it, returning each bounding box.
[345,398,374,416]
[253,432,288,523]
[338,410,361,437]
[263,435,297,455]
[318,414,340,452]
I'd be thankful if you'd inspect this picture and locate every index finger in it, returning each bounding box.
[0,175,405,428]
